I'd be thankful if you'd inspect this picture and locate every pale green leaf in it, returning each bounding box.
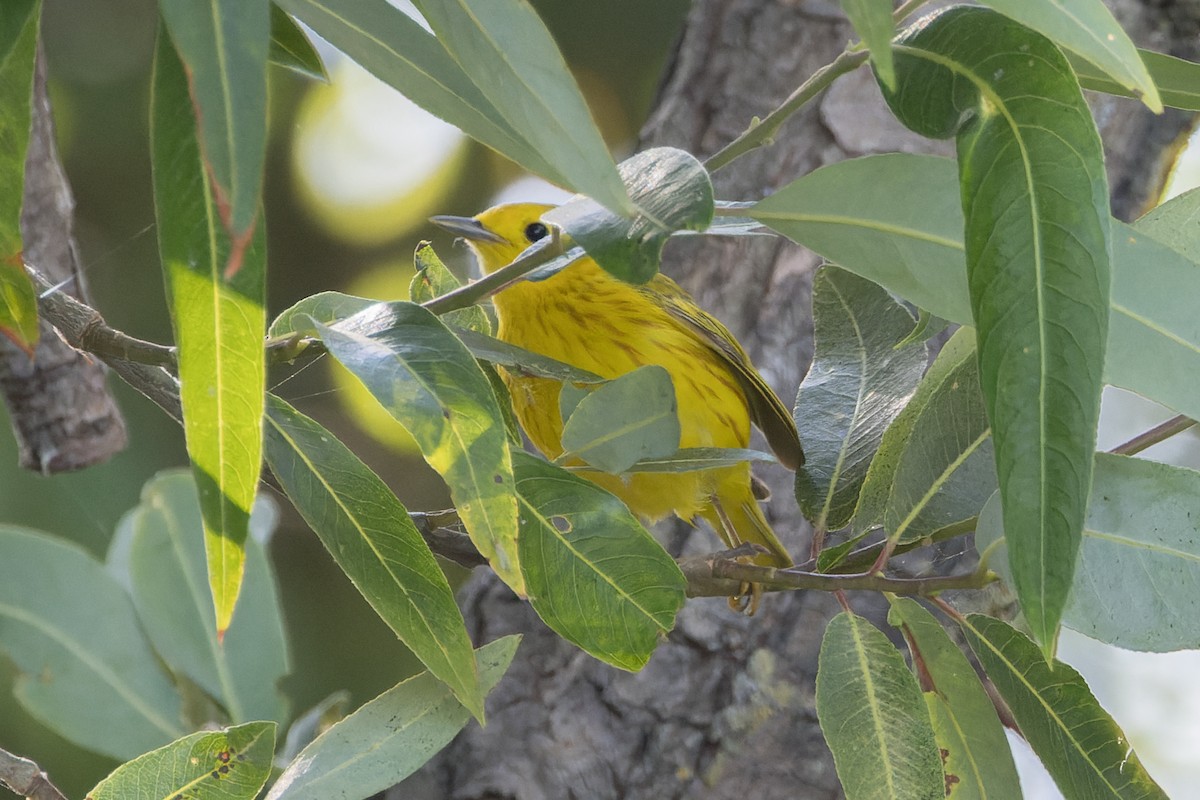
[1071,48,1200,111]
[816,611,943,800]
[0,527,184,760]
[88,722,275,800]
[981,0,1160,111]
[842,0,895,89]
[559,365,680,474]
[411,0,629,214]
[269,3,327,80]
[266,637,519,800]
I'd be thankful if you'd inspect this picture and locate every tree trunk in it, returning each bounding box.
[404,2,1195,797]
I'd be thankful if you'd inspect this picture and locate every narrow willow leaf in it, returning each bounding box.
[816,611,944,800]
[314,301,522,594]
[883,6,1112,650]
[544,147,714,284]
[888,598,1021,800]
[854,328,995,544]
[411,0,629,214]
[1134,184,1200,261]
[451,326,603,384]
[266,637,519,800]
[160,0,270,238]
[1071,48,1200,111]
[586,447,776,474]
[842,0,895,89]
[269,291,376,338]
[276,691,350,767]
[977,454,1200,653]
[749,154,971,323]
[794,266,925,531]
[752,153,1200,427]
[263,394,483,719]
[514,452,686,671]
[269,3,327,80]
[0,0,40,350]
[980,0,1161,111]
[410,241,490,334]
[126,471,289,725]
[0,527,184,760]
[88,721,275,800]
[152,33,267,634]
[277,0,565,184]
[559,365,680,474]
[961,615,1168,799]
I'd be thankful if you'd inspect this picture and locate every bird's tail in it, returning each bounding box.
[700,482,793,567]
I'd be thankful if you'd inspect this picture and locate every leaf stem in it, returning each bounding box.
[1108,414,1197,456]
[0,747,68,800]
[705,49,869,173]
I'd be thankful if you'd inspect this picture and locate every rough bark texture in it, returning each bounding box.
[0,46,127,474]
[404,1,1195,797]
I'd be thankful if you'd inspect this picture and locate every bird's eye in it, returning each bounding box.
[524,222,550,243]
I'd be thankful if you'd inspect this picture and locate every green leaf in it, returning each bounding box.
[0,0,40,351]
[816,611,944,800]
[410,0,629,214]
[314,301,521,594]
[752,153,1200,428]
[265,637,519,800]
[0,527,184,760]
[887,598,1021,800]
[276,0,565,185]
[88,721,276,800]
[897,309,952,349]
[883,6,1112,650]
[854,328,995,544]
[514,452,686,671]
[961,614,1168,799]
[1134,184,1200,262]
[160,0,270,238]
[576,447,776,474]
[842,0,895,89]
[152,32,267,634]
[544,147,714,284]
[749,153,971,323]
[124,470,290,725]
[269,291,377,339]
[269,3,327,81]
[276,691,350,767]
[451,326,603,384]
[263,394,484,719]
[410,241,491,334]
[1071,48,1200,111]
[794,266,925,531]
[558,365,681,474]
[980,0,1161,112]
[977,454,1200,653]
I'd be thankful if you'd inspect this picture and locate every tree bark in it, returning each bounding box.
[404,2,1195,797]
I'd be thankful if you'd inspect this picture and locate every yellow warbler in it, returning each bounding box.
[431,203,802,568]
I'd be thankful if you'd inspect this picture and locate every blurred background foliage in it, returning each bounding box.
[0,0,687,794]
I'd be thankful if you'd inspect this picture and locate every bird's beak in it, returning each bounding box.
[429,215,506,244]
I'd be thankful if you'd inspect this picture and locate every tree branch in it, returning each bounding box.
[0,747,68,800]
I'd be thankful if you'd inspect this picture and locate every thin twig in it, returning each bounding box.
[421,230,571,316]
[1108,414,1197,456]
[0,747,68,800]
[680,550,995,599]
[892,0,931,24]
[705,49,869,172]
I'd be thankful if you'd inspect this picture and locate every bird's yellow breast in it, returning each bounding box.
[493,259,752,521]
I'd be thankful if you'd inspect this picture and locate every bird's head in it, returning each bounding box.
[430,202,556,274]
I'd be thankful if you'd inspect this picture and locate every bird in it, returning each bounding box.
[431,202,802,582]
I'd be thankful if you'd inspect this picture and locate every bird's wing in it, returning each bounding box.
[643,274,804,470]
